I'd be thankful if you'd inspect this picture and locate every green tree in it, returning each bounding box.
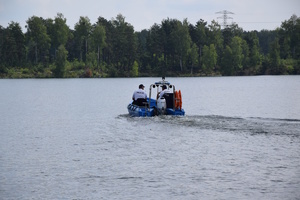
[1,22,25,67]
[53,13,69,47]
[230,36,244,74]
[74,16,92,62]
[96,16,114,66]
[161,18,176,70]
[86,51,97,69]
[222,23,243,47]
[257,30,277,55]
[45,13,69,62]
[208,20,223,47]
[54,44,68,77]
[251,39,261,65]
[110,14,137,75]
[0,26,4,68]
[171,19,192,71]
[188,42,199,74]
[91,24,106,72]
[136,29,149,72]
[269,37,281,74]
[208,20,223,66]
[26,16,51,64]
[249,33,261,73]
[202,44,217,74]
[221,45,233,75]
[131,60,139,77]
[241,39,250,70]
[280,15,300,59]
[146,23,164,72]
[193,19,208,67]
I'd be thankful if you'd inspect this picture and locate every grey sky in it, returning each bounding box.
[0,0,299,31]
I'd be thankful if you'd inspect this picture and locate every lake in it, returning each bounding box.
[0,76,299,199]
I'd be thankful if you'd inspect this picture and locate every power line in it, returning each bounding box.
[237,22,279,23]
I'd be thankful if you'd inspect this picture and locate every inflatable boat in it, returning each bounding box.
[127,77,185,117]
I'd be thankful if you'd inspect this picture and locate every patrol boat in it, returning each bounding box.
[127,77,185,117]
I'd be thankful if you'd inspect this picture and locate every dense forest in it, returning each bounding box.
[0,13,299,78]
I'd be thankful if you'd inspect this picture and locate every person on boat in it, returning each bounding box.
[157,85,172,99]
[157,85,173,108]
[132,84,148,106]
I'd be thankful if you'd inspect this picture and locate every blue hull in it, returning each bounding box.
[127,104,155,117]
[165,108,185,116]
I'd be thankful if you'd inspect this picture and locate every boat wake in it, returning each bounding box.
[182,115,300,137]
[118,114,300,138]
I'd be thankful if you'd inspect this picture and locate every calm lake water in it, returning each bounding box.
[0,76,300,199]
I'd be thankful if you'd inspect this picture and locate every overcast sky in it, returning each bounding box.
[0,0,299,32]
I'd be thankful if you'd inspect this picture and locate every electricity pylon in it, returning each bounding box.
[216,10,234,28]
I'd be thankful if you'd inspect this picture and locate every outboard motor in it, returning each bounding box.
[156,97,166,114]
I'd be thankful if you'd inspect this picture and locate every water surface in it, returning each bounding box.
[0,76,299,199]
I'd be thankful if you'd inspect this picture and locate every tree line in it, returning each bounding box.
[0,13,299,78]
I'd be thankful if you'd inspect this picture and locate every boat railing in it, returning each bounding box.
[149,83,176,110]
